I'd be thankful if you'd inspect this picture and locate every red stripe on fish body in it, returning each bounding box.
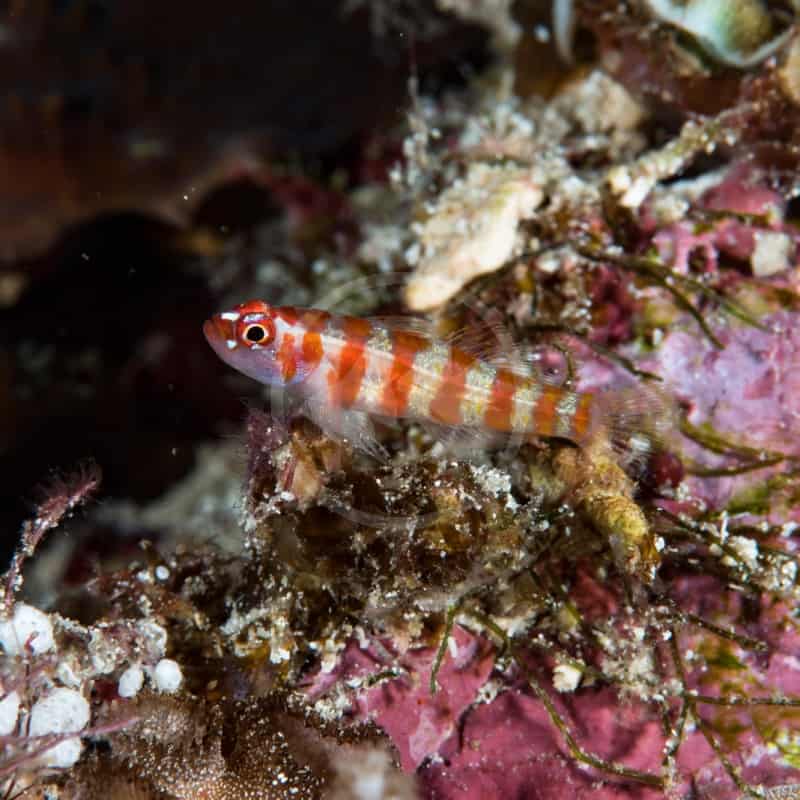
[276,332,297,382]
[569,392,595,443]
[483,368,521,432]
[302,330,324,369]
[296,309,330,374]
[532,384,561,437]
[327,316,372,408]
[380,331,431,416]
[428,347,476,426]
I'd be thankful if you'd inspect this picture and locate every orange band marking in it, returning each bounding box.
[534,384,562,437]
[380,331,430,417]
[329,316,372,408]
[571,392,594,443]
[484,369,519,432]
[428,348,476,426]
[276,333,297,382]
[301,331,323,369]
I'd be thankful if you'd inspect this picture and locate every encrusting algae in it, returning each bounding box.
[2,1,800,798]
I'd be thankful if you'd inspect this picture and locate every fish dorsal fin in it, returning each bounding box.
[367,314,520,363]
[366,314,568,381]
[366,315,438,338]
[444,320,537,377]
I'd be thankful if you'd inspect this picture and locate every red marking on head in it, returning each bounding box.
[276,333,297,382]
[275,306,300,326]
[533,384,561,437]
[570,393,595,443]
[484,369,519,432]
[380,331,430,417]
[225,300,277,349]
[236,300,271,316]
[205,300,278,352]
[429,348,476,426]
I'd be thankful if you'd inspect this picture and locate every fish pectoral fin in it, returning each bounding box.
[263,389,304,427]
[416,419,498,460]
[303,401,390,463]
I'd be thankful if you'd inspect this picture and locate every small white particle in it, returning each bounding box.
[751,230,792,277]
[353,772,386,799]
[155,565,170,581]
[553,663,583,692]
[226,339,238,350]
[29,688,90,768]
[220,311,240,321]
[0,691,20,735]
[607,165,632,194]
[722,535,760,571]
[533,24,550,42]
[118,665,144,698]
[448,635,459,658]
[0,603,55,656]
[153,659,183,693]
[56,661,81,688]
[620,176,651,208]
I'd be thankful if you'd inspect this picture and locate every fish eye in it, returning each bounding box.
[244,324,268,344]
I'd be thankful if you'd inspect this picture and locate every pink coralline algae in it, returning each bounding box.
[311,598,800,800]
[422,688,665,800]
[310,627,495,771]
[648,311,800,519]
[320,575,800,800]
[650,164,800,280]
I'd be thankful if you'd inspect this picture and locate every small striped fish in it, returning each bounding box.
[204,301,630,458]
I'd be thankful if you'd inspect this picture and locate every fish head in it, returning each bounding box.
[204,300,284,384]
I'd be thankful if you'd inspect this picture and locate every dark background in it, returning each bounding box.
[0,0,491,563]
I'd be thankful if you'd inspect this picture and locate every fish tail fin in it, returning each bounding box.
[593,384,678,471]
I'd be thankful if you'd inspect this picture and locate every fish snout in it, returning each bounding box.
[203,315,236,349]
[203,314,231,341]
